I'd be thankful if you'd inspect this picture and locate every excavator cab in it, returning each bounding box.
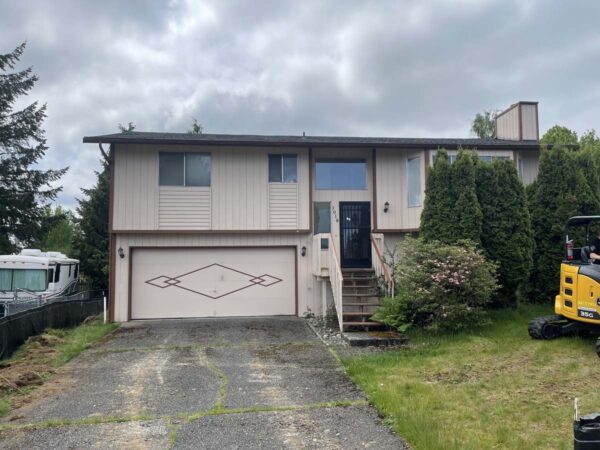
[529,216,600,357]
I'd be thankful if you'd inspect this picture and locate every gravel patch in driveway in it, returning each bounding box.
[175,406,408,450]
[8,346,220,422]
[0,419,170,450]
[208,342,364,409]
[103,316,317,350]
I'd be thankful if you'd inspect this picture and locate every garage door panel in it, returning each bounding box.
[132,248,295,319]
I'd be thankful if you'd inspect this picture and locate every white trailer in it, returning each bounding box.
[0,249,80,301]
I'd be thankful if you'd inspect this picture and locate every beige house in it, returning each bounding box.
[83,101,542,329]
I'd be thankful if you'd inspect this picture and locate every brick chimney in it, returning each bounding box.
[495,101,539,141]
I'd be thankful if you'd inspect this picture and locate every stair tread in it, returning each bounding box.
[343,312,375,316]
[343,302,381,306]
[342,321,385,326]
[343,293,380,297]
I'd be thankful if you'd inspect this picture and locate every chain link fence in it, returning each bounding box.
[0,289,106,359]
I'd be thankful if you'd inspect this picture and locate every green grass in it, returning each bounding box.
[0,318,118,418]
[341,304,600,450]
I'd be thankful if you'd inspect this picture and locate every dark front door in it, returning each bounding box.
[339,202,372,268]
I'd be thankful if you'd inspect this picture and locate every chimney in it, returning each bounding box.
[495,101,539,141]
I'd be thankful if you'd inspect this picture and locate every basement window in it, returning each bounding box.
[159,152,211,187]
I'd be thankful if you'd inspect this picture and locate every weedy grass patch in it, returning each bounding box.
[0,317,117,418]
[342,304,600,450]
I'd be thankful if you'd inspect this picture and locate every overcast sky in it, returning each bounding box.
[1,0,599,209]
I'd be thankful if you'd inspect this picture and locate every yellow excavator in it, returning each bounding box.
[528,216,600,357]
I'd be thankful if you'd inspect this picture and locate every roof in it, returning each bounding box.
[83,131,542,150]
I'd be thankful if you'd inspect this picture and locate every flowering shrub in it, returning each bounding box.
[373,237,499,332]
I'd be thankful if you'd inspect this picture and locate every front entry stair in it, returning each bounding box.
[341,268,385,331]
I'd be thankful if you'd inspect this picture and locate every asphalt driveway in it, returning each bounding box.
[0,317,407,449]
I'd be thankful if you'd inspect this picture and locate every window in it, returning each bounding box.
[0,269,47,291]
[48,268,54,286]
[407,157,422,207]
[479,155,510,164]
[268,154,297,183]
[313,202,331,234]
[74,264,79,279]
[159,152,211,186]
[55,264,61,283]
[315,160,367,190]
[518,158,524,180]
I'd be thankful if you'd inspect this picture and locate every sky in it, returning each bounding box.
[1,0,599,209]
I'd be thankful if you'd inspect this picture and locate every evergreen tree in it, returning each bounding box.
[33,206,76,255]
[0,43,66,253]
[450,151,482,244]
[541,125,578,146]
[420,150,455,243]
[477,160,533,306]
[73,158,110,289]
[528,146,600,302]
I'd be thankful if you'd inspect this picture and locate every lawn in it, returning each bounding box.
[0,318,118,418]
[341,304,600,450]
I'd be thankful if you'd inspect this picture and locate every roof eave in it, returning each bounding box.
[82,136,543,150]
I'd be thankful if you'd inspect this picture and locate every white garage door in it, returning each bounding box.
[131,247,296,319]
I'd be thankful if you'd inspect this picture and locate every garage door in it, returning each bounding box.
[131,247,296,319]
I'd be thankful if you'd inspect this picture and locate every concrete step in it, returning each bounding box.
[342,292,380,298]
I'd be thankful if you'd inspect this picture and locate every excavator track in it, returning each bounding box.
[528,315,567,340]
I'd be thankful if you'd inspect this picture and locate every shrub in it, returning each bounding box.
[373,237,499,332]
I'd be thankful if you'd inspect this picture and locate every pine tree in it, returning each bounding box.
[73,158,110,289]
[0,43,66,253]
[450,151,482,244]
[527,146,600,302]
[420,149,455,243]
[477,160,533,306]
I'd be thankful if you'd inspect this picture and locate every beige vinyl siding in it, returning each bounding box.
[376,149,424,230]
[520,103,539,140]
[496,104,520,140]
[268,183,299,229]
[159,186,211,229]
[113,146,159,230]
[112,144,310,231]
[113,233,316,322]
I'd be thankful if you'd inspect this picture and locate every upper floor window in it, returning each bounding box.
[407,156,422,207]
[159,152,211,186]
[315,160,367,190]
[268,154,297,183]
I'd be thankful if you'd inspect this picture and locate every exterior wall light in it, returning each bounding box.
[118,247,125,259]
[384,201,390,213]
[301,246,307,257]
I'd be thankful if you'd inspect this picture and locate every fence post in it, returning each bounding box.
[103,291,107,324]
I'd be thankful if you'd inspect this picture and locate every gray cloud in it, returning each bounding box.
[1,0,599,208]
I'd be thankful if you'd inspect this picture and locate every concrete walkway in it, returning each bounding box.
[0,317,408,449]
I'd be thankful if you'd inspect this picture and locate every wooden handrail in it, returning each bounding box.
[371,234,395,297]
[325,233,344,333]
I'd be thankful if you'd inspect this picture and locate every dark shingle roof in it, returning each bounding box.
[83,131,541,150]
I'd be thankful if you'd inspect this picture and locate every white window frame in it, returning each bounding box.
[407,156,422,208]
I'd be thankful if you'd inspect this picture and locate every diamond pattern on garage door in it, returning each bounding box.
[145,263,283,299]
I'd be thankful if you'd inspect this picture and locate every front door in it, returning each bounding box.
[339,202,372,268]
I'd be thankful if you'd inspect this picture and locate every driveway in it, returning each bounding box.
[0,317,407,449]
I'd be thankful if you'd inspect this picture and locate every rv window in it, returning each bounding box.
[48,269,54,286]
[55,264,61,283]
[74,264,79,278]
[68,265,71,277]
[0,269,12,291]
[13,270,46,291]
